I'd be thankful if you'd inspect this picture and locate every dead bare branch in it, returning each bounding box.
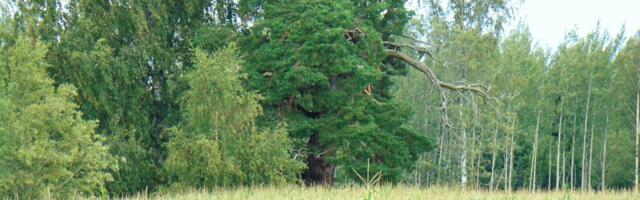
[383,41,440,63]
[384,49,497,102]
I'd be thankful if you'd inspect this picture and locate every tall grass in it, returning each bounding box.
[92,186,640,200]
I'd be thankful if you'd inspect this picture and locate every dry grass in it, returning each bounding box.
[92,186,640,200]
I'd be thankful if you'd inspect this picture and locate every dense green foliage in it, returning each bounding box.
[9,0,244,194]
[164,45,303,188]
[242,0,431,183]
[1,0,640,198]
[0,37,115,198]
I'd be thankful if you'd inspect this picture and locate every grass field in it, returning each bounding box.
[96,186,640,200]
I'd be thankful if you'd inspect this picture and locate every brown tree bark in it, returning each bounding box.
[302,155,335,185]
[302,132,336,185]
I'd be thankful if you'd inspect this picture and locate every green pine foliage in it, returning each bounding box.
[242,0,431,183]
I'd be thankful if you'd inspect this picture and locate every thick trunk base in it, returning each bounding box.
[302,155,335,185]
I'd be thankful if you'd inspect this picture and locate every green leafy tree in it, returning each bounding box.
[164,44,303,188]
[613,31,640,190]
[0,37,115,198]
[10,0,242,193]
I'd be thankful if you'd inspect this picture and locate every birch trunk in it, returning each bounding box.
[503,131,510,190]
[556,107,564,190]
[581,82,592,191]
[490,114,500,191]
[460,108,467,189]
[601,114,609,190]
[530,112,541,192]
[437,124,444,185]
[508,119,516,191]
[635,93,639,192]
[588,121,595,191]
[562,148,566,188]
[548,152,553,190]
[470,100,479,189]
[570,114,577,189]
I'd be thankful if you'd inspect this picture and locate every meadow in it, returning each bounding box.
[92,186,640,200]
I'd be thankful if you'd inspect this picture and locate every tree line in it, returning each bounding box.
[396,0,640,192]
[0,0,639,198]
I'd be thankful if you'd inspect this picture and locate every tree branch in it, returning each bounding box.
[385,49,496,102]
[383,41,439,62]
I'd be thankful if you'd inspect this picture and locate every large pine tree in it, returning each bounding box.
[242,0,431,184]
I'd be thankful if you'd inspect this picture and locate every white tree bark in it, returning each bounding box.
[635,93,639,192]
[530,111,541,192]
[588,121,595,191]
[581,81,592,191]
[601,113,609,191]
[490,114,500,191]
[562,147,566,188]
[570,114,577,190]
[556,107,564,190]
[548,152,553,190]
[508,119,516,191]
[460,107,468,189]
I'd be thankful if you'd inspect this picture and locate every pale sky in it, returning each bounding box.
[408,0,640,48]
[516,0,639,48]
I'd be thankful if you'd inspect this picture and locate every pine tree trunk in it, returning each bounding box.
[530,112,541,192]
[556,107,564,190]
[302,133,336,185]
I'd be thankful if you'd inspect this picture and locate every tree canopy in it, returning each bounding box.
[2,0,640,197]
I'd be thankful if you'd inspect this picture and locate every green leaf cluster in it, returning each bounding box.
[164,45,304,188]
[0,37,116,199]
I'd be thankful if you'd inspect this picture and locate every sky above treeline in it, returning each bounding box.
[522,0,639,48]
[3,0,638,48]
[409,0,640,48]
